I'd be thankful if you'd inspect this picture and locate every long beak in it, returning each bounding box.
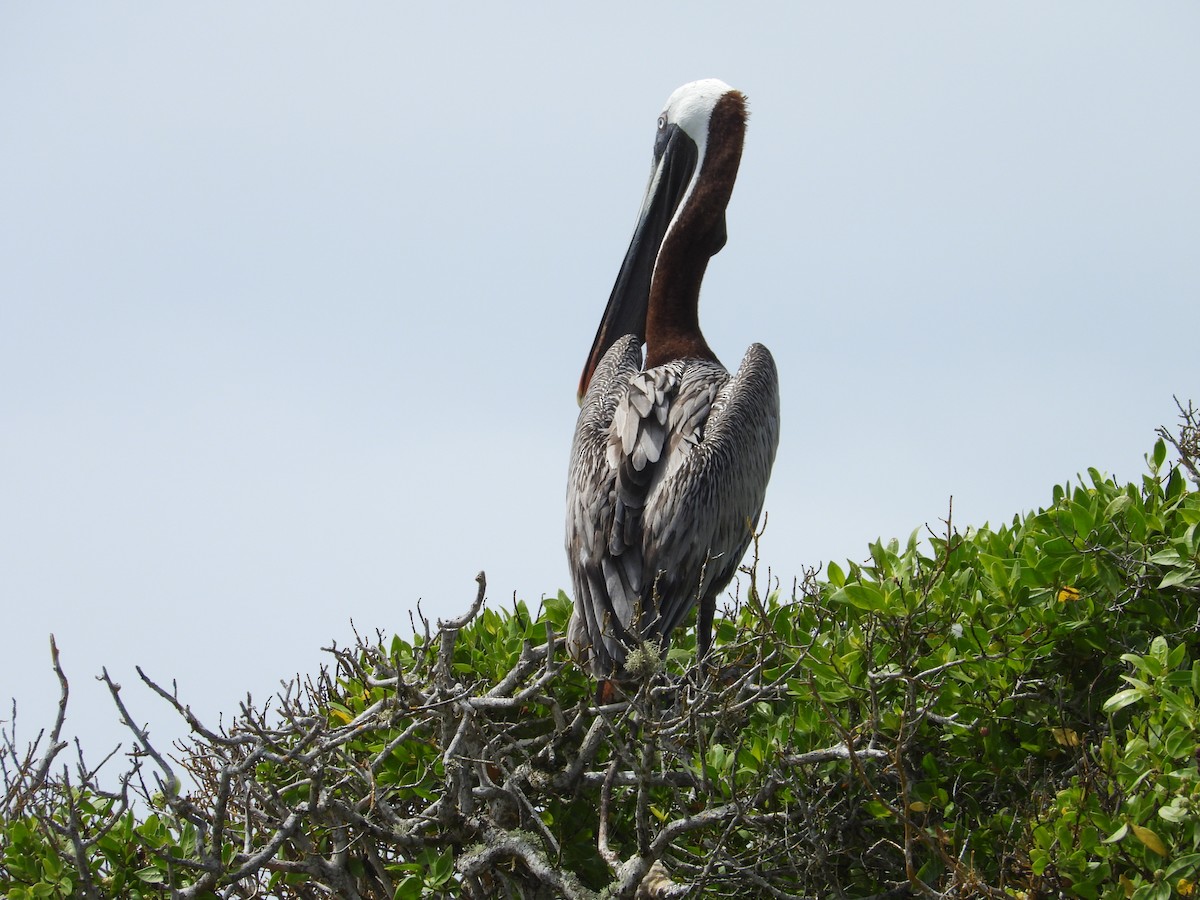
[577,125,699,403]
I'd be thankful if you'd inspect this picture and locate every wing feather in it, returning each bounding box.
[643,344,779,654]
[566,336,644,674]
[566,339,779,676]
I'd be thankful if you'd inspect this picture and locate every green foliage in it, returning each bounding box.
[1,436,1198,897]
[0,794,192,900]
[791,441,1200,895]
[1033,636,1200,900]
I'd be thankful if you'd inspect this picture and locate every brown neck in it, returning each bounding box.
[644,91,746,369]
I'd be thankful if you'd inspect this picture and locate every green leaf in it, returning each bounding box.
[1150,636,1169,666]
[1150,548,1183,565]
[1165,853,1200,880]
[1105,493,1132,517]
[827,561,845,587]
[837,583,889,612]
[1167,641,1188,670]
[393,875,424,900]
[1071,499,1096,537]
[1158,568,1196,589]
[1158,803,1189,823]
[135,866,168,884]
[1103,688,1144,713]
[1029,847,1050,875]
[1103,822,1129,843]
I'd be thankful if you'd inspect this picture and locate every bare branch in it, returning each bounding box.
[5,636,71,818]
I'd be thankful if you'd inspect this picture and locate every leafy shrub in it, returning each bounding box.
[2,423,1198,897]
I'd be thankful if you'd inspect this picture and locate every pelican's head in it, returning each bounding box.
[578,79,748,402]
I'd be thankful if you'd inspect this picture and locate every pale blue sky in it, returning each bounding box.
[2,5,1197,764]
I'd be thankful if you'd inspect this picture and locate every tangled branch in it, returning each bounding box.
[6,416,1196,898]
[2,565,925,898]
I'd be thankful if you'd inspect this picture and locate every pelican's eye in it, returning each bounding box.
[657,114,667,131]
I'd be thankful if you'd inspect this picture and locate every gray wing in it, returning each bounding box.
[566,339,780,676]
[640,343,780,655]
[565,335,645,675]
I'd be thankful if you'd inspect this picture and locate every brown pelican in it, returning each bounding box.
[566,79,780,681]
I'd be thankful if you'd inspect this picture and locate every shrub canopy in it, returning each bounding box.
[3,426,1200,899]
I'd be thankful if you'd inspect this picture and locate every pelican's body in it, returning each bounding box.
[566,80,780,678]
